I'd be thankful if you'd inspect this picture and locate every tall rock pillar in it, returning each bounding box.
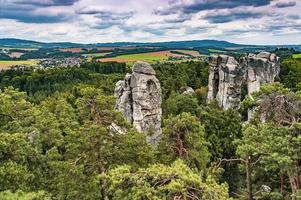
[114,61,162,146]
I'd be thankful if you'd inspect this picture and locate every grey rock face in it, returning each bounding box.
[247,52,280,95]
[182,87,195,95]
[207,55,245,109]
[115,61,162,146]
[133,61,156,75]
[207,52,280,110]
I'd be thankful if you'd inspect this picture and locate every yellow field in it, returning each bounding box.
[0,60,38,69]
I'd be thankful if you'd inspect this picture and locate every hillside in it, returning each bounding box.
[0,38,250,49]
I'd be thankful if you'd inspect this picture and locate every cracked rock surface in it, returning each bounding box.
[207,52,280,110]
[115,61,162,146]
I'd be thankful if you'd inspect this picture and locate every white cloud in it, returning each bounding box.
[0,0,300,44]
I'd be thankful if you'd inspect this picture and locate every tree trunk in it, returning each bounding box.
[280,173,284,195]
[100,179,107,200]
[176,133,184,158]
[246,156,253,200]
[288,173,298,200]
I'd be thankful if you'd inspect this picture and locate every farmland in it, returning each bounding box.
[98,50,189,63]
[172,49,201,57]
[0,60,38,69]
[208,48,227,53]
[83,52,111,58]
[292,53,301,59]
[8,52,24,58]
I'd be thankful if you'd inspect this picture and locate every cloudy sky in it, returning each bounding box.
[0,0,300,44]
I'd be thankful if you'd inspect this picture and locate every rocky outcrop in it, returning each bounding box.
[207,52,280,110]
[182,87,195,95]
[207,55,245,109]
[115,61,162,146]
[246,52,280,95]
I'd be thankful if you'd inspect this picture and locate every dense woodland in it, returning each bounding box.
[0,51,301,200]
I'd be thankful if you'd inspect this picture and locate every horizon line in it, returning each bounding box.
[0,37,300,47]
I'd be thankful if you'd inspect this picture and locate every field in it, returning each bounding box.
[59,48,86,53]
[83,52,111,58]
[98,50,186,63]
[173,49,201,56]
[208,48,227,53]
[0,60,38,69]
[8,52,24,58]
[293,54,301,59]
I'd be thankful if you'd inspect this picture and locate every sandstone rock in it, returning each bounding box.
[247,52,280,95]
[182,87,195,95]
[246,52,280,119]
[207,52,280,110]
[115,61,162,146]
[114,74,132,123]
[207,55,245,109]
[133,61,156,75]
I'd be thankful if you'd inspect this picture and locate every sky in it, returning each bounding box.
[0,0,300,45]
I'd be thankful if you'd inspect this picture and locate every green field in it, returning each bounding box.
[83,52,110,57]
[0,60,38,69]
[116,53,166,62]
[208,48,227,53]
[172,49,201,57]
[99,50,182,63]
[293,54,301,59]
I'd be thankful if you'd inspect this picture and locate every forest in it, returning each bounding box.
[0,51,300,200]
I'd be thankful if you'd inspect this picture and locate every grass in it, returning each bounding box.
[99,50,184,63]
[0,60,38,69]
[208,49,227,53]
[83,52,110,57]
[173,50,201,57]
[292,54,301,59]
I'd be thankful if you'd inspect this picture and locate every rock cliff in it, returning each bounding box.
[246,52,280,95]
[207,55,245,109]
[115,61,162,146]
[207,52,280,110]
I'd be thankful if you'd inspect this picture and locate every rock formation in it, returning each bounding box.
[207,55,245,109]
[207,52,280,110]
[115,61,162,146]
[246,52,280,95]
[182,87,195,95]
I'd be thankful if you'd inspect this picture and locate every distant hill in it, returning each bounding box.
[0,38,43,48]
[0,38,248,49]
[94,40,245,48]
[0,38,89,49]
[0,38,300,50]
